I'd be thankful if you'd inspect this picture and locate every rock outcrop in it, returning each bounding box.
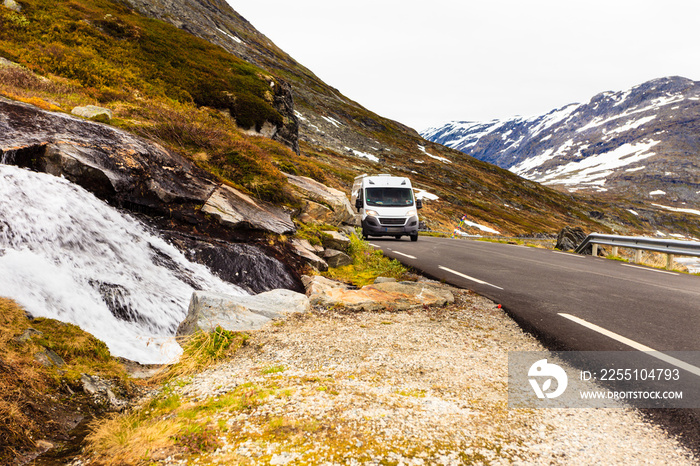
[555,226,587,251]
[0,97,295,235]
[322,249,352,268]
[302,275,454,312]
[164,232,301,293]
[177,289,310,335]
[201,184,294,235]
[71,105,113,121]
[284,173,356,225]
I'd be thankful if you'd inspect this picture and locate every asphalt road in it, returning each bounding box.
[371,235,700,405]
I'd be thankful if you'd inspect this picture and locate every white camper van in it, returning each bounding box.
[351,174,422,241]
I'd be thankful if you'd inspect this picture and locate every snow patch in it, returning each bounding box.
[415,189,439,201]
[322,116,343,127]
[216,27,243,44]
[652,203,700,216]
[345,147,379,162]
[417,145,451,164]
[649,190,666,196]
[461,220,500,235]
[607,115,657,134]
[537,140,660,187]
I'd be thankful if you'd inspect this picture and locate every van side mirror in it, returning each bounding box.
[416,198,423,209]
[355,198,362,210]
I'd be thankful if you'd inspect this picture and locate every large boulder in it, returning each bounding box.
[202,184,295,235]
[301,275,349,296]
[71,105,113,121]
[555,226,587,251]
[321,230,351,251]
[304,277,454,312]
[2,0,21,12]
[177,289,310,336]
[291,239,328,272]
[284,173,355,225]
[323,248,352,268]
[165,231,302,293]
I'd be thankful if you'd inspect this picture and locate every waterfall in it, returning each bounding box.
[0,165,247,364]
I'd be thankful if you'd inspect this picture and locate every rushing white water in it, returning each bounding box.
[0,165,247,364]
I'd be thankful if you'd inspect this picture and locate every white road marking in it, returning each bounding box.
[368,243,380,248]
[552,251,585,258]
[393,251,417,260]
[558,313,700,377]
[621,264,678,275]
[438,266,504,290]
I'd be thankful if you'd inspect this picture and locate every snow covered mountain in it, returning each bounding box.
[422,77,700,205]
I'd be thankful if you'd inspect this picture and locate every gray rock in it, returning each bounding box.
[291,238,328,272]
[236,288,310,319]
[3,0,21,12]
[305,276,454,311]
[556,226,587,251]
[301,275,349,298]
[71,105,113,121]
[202,184,295,235]
[177,289,310,336]
[321,230,351,251]
[323,248,352,268]
[374,276,397,284]
[35,348,65,368]
[80,374,127,411]
[14,327,42,342]
[284,173,355,225]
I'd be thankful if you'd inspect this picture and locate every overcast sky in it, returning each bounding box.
[227,1,700,131]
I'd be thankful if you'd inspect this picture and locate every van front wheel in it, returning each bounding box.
[410,234,418,242]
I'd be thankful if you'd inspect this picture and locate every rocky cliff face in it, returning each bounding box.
[422,77,700,207]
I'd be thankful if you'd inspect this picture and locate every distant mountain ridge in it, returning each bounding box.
[422,77,700,205]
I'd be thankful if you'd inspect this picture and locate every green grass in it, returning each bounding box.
[323,231,409,287]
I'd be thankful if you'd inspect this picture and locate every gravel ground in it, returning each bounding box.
[152,287,695,465]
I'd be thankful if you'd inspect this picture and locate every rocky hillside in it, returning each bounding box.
[2,0,697,240]
[110,0,618,236]
[422,77,700,211]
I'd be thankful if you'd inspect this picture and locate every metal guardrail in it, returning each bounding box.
[575,233,700,270]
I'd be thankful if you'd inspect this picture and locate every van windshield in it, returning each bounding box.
[365,187,414,207]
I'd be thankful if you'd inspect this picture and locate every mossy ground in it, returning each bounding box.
[0,298,134,464]
[322,231,411,287]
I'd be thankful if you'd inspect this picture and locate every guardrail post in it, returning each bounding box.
[666,254,674,271]
[634,249,642,264]
[612,246,619,257]
[592,244,598,256]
